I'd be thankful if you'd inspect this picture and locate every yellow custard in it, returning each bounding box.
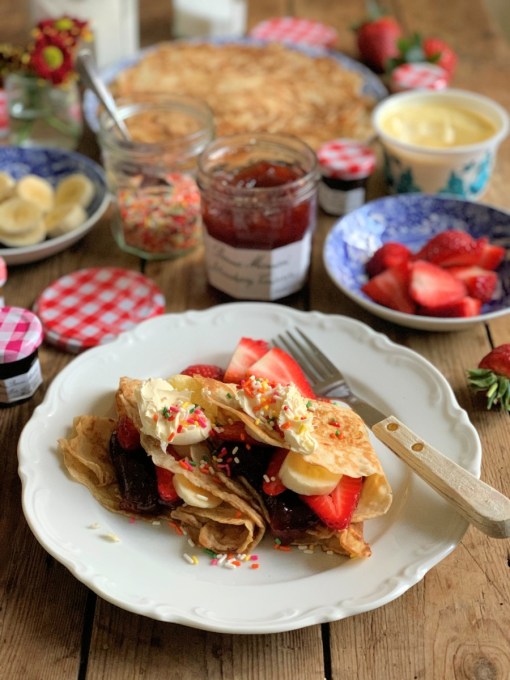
[380,102,497,148]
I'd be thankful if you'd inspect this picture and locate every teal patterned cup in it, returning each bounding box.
[373,89,509,200]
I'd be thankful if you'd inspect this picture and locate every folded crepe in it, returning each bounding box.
[195,375,393,525]
[59,377,266,554]
[59,373,392,560]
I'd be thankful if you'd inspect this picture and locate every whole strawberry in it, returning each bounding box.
[422,37,457,78]
[355,13,403,73]
[389,33,457,81]
[467,344,510,412]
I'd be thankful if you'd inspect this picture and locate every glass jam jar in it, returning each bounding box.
[316,138,376,216]
[98,94,214,260]
[197,133,318,300]
[0,306,43,404]
[0,256,6,306]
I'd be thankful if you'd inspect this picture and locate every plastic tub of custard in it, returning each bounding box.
[372,89,509,199]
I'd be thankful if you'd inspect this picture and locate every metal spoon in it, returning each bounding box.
[75,49,131,141]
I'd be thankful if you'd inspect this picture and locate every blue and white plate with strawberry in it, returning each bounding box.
[323,194,510,331]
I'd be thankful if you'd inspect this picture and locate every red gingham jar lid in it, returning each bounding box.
[317,139,376,181]
[33,267,165,354]
[0,256,6,286]
[390,62,449,92]
[0,306,43,363]
[249,17,338,49]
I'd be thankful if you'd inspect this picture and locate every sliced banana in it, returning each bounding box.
[16,174,55,213]
[278,451,342,496]
[45,202,87,237]
[0,172,15,202]
[55,173,95,208]
[173,474,222,509]
[0,219,46,247]
[0,197,44,235]
[172,442,211,465]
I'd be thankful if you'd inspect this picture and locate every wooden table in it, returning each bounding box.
[1,2,509,678]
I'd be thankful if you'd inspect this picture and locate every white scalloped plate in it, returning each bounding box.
[18,303,481,633]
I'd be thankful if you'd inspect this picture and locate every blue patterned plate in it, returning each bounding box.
[323,194,510,331]
[0,146,110,265]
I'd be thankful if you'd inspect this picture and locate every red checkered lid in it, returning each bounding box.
[0,306,43,363]
[0,257,6,286]
[249,17,338,49]
[317,139,376,181]
[390,62,449,92]
[33,267,165,353]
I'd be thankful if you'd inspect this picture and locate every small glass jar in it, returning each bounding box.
[0,306,43,404]
[197,133,318,300]
[5,73,83,150]
[98,94,214,260]
[0,88,9,140]
[0,256,6,306]
[316,139,376,216]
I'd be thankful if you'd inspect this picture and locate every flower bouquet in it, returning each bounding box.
[0,16,91,149]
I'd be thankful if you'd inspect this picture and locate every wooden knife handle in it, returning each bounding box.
[372,416,510,539]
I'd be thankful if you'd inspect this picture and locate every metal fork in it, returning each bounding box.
[273,328,510,539]
[274,328,387,426]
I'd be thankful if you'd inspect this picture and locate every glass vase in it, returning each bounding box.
[5,73,83,150]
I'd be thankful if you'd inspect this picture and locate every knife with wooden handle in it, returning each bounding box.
[372,415,510,539]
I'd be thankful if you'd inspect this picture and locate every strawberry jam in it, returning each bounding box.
[197,133,318,300]
[201,160,312,250]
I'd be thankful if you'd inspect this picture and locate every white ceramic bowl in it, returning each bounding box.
[323,193,510,332]
[0,146,110,265]
[372,89,509,200]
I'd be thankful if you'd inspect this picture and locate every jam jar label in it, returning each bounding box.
[318,182,365,215]
[203,231,312,300]
[0,357,42,403]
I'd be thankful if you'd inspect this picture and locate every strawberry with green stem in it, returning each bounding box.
[354,2,403,73]
[388,33,457,79]
[467,344,510,412]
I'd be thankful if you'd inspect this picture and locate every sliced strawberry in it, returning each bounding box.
[409,260,467,307]
[448,265,498,303]
[248,347,315,398]
[223,337,270,383]
[210,420,259,444]
[361,263,416,314]
[365,242,412,278]
[262,447,288,496]
[181,363,225,380]
[301,475,363,530]
[415,230,483,267]
[476,238,505,270]
[155,466,180,504]
[419,295,482,318]
[116,415,140,451]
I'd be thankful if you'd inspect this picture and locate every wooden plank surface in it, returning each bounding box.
[1,1,509,679]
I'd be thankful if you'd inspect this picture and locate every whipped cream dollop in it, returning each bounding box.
[235,376,317,455]
[136,378,212,450]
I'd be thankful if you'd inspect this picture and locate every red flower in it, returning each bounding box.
[36,16,91,49]
[28,34,74,85]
